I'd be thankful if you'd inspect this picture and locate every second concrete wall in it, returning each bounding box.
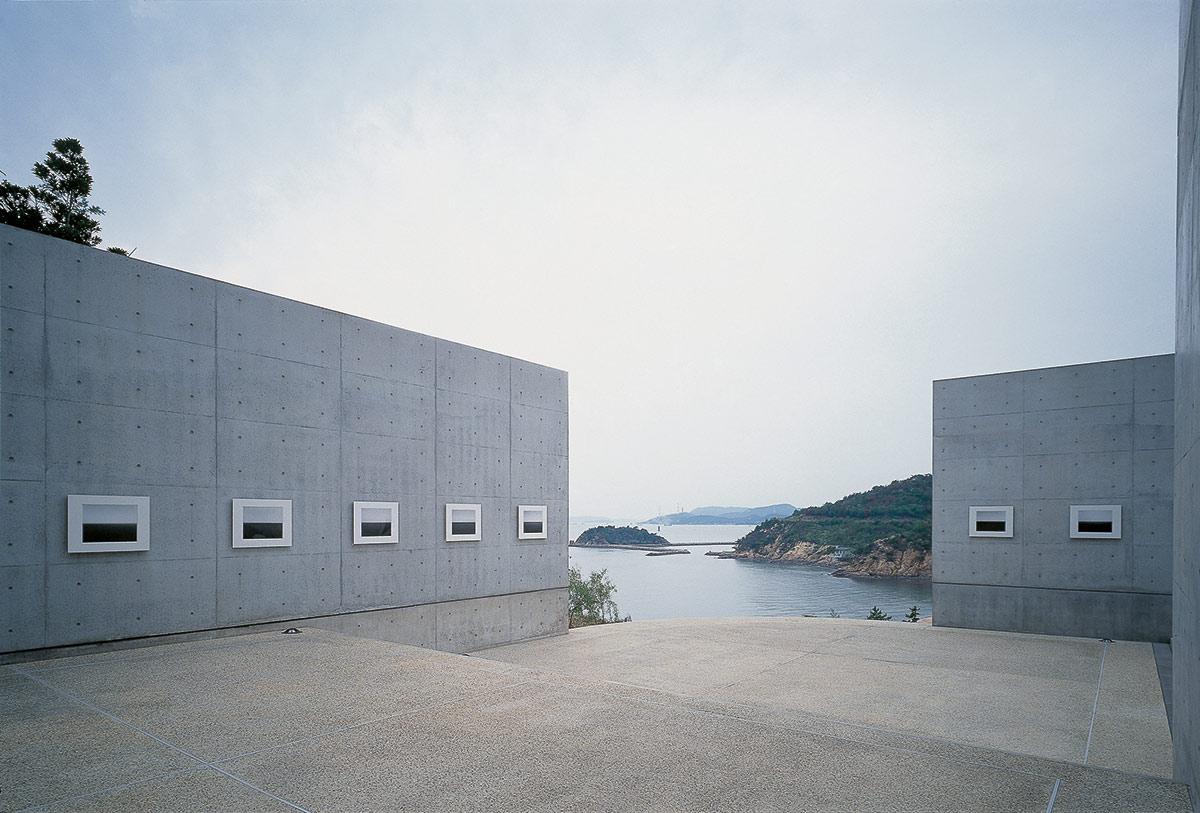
[932,355,1174,642]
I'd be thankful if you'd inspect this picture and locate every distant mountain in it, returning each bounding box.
[644,504,797,525]
[734,474,931,558]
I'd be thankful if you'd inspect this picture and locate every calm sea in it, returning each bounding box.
[568,522,932,622]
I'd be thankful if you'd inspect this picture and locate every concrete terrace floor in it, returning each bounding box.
[0,618,1190,813]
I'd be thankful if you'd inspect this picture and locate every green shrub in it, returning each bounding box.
[568,567,627,627]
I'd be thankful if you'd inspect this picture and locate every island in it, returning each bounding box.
[571,525,689,555]
[710,474,931,578]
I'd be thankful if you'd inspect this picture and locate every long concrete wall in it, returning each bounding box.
[932,355,1174,642]
[0,224,568,655]
[1177,2,1200,806]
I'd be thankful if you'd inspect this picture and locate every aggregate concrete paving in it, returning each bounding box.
[0,617,1189,812]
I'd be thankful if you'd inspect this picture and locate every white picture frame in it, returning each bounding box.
[232,499,293,548]
[517,504,548,540]
[445,503,482,542]
[353,501,400,545]
[1070,505,1122,539]
[968,505,1014,538]
[67,495,150,553]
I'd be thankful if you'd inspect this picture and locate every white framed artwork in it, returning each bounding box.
[67,495,150,553]
[233,499,293,548]
[968,506,1014,538]
[353,501,399,545]
[445,503,482,542]
[517,504,548,540]
[1070,505,1122,539]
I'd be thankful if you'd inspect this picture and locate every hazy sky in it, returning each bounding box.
[1,1,1178,520]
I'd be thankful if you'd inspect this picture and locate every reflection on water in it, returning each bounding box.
[568,523,932,621]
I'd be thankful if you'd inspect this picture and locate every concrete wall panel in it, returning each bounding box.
[935,582,1170,642]
[0,229,45,313]
[341,315,433,386]
[1133,497,1175,546]
[217,350,338,429]
[1022,451,1132,500]
[215,552,341,626]
[1132,546,1174,594]
[340,434,434,497]
[341,547,435,610]
[45,245,215,345]
[1,480,43,567]
[932,582,1020,632]
[48,318,214,415]
[341,373,432,439]
[0,564,45,651]
[1135,450,1174,498]
[1135,354,1174,403]
[1023,360,1133,411]
[933,456,1022,502]
[436,544,510,603]
[436,443,510,498]
[216,285,339,368]
[1136,401,1175,450]
[932,541,1021,584]
[434,593,512,653]
[510,542,569,593]
[430,496,517,547]
[932,432,1020,462]
[2,307,44,396]
[435,340,509,401]
[216,419,338,492]
[511,404,569,456]
[510,588,568,641]
[307,603,436,649]
[335,496,437,551]
[1022,404,1133,456]
[1021,542,1130,591]
[44,483,216,565]
[511,359,567,412]
[47,400,213,487]
[46,557,216,645]
[2,392,43,481]
[436,390,509,449]
[933,373,1023,419]
[511,450,569,501]
[216,489,339,557]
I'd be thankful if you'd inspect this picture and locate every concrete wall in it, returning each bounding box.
[1177,1,1200,806]
[932,355,1174,642]
[0,224,568,654]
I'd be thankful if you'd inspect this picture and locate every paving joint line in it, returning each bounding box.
[1083,640,1109,764]
[1045,777,1063,813]
[9,665,314,813]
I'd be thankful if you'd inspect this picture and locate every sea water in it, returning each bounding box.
[568,523,932,621]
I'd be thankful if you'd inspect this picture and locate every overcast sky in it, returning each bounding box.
[1,1,1179,520]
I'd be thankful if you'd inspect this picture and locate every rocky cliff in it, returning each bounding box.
[829,538,931,578]
[714,535,931,578]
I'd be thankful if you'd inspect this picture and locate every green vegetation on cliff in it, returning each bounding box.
[575,525,669,546]
[734,474,931,557]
